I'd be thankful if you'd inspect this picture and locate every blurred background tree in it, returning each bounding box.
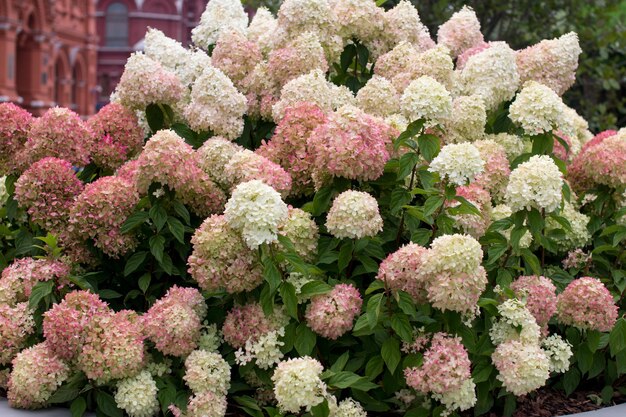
[247,0,626,132]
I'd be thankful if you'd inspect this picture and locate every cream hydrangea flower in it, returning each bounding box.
[542,334,573,373]
[272,357,327,414]
[192,0,248,49]
[326,191,383,239]
[428,143,484,186]
[224,180,289,249]
[115,371,160,417]
[492,340,550,396]
[184,350,231,396]
[509,81,568,135]
[401,76,452,124]
[505,155,563,213]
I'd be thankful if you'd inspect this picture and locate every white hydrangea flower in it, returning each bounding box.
[333,398,368,417]
[184,66,247,139]
[287,273,315,303]
[176,50,213,88]
[198,323,223,352]
[428,143,484,186]
[432,378,477,415]
[542,334,573,373]
[505,155,563,213]
[184,350,231,396]
[332,0,385,44]
[423,234,483,274]
[272,70,337,121]
[356,75,400,118]
[143,28,188,72]
[247,7,278,53]
[485,133,528,161]
[458,41,520,110]
[146,360,172,378]
[115,371,160,417]
[492,340,551,396]
[235,328,285,370]
[196,137,244,186]
[0,176,7,206]
[509,81,568,135]
[192,0,248,50]
[383,0,434,52]
[326,191,383,239]
[401,76,452,124]
[437,6,483,57]
[489,299,541,345]
[272,356,327,414]
[444,95,487,143]
[224,180,289,249]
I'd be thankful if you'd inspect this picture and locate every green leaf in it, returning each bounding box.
[70,397,87,417]
[158,253,174,275]
[295,323,316,356]
[300,280,333,297]
[381,337,401,374]
[394,119,425,151]
[340,44,357,72]
[279,282,298,319]
[124,251,148,276]
[398,152,419,180]
[327,371,378,391]
[610,318,626,356]
[396,291,417,317]
[311,399,330,417]
[577,345,594,375]
[96,391,123,417]
[29,280,54,309]
[312,186,334,216]
[521,249,541,275]
[48,384,81,403]
[423,195,444,217]
[149,234,165,263]
[120,211,149,234]
[366,293,384,329]
[149,204,168,231]
[234,396,264,417]
[472,361,494,383]
[146,103,164,132]
[365,355,385,380]
[527,208,545,234]
[390,187,412,215]
[418,134,440,162]
[263,256,282,293]
[138,273,151,293]
[503,395,516,417]
[391,314,413,342]
[331,351,350,372]
[172,200,191,225]
[338,241,354,272]
[563,367,581,396]
[410,228,432,246]
[167,217,185,244]
[356,254,379,274]
[98,289,123,299]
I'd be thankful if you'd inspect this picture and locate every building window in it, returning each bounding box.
[105,2,129,47]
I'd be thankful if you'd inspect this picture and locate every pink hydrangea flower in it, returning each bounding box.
[404,332,472,394]
[142,286,206,357]
[7,343,70,409]
[88,103,145,171]
[456,42,490,70]
[222,303,272,349]
[0,258,70,306]
[568,132,625,192]
[43,290,110,360]
[305,284,363,340]
[68,176,139,258]
[0,302,35,365]
[77,309,145,383]
[511,275,557,328]
[21,107,94,167]
[14,157,84,233]
[474,139,510,199]
[212,29,263,88]
[188,215,263,294]
[377,243,429,303]
[556,277,618,332]
[0,102,33,175]
[309,106,395,184]
[224,149,293,197]
[257,102,328,196]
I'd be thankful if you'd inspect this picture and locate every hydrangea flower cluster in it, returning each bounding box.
[448,184,492,238]
[14,157,84,233]
[272,356,327,414]
[305,283,362,339]
[377,243,429,302]
[188,215,262,293]
[436,6,483,57]
[184,350,231,396]
[443,95,487,143]
[569,130,626,191]
[114,371,160,417]
[143,286,207,357]
[0,102,33,175]
[224,180,289,249]
[491,340,550,396]
[541,334,573,374]
[505,155,563,213]
[556,277,618,332]
[510,275,557,329]
[400,76,452,124]
[0,302,35,365]
[545,201,591,251]
[428,143,484,186]
[404,333,476,414]
[277,207,319,262]
[223,149,292,196]
[0,258,70,306]
[191,0,248,49]
[420,234,487,318]
[509,81,569,135]
[326,190,383,239]
[222,303,273,349]
[473,139,511,199]
[69,176,139,257]
[489,299,541,345]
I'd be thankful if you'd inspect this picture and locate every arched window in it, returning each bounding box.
[105,2,129,47]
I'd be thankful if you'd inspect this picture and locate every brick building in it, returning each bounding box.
[95,0,209,107]
[0,1,98,116]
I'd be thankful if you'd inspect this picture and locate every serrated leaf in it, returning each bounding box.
[418,134,440,162]
[610,318,626,356]
[423,196,444,217]
[563,367,581,396]
[327,371,378,391]
[146,103,164,132]
[391,314,413,342]
[98,289,123,299]
[312,186,334,216]
[70,397,87,417]
[149,234,165,263]
[330,351,350,372]
[300,280,333,297]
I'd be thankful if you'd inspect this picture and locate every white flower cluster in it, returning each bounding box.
[428,143,484,186]
[542,334,573,373]
[224,180,289,249]
[198,323,223,352]
[431,379,477,416]
[272,356,327,414]
[424,234,483,274]
[248,7,278,53]
[505,155,563,213]
[437,6,483,57]
[184,350,231,396]
[411,45,455,91]
[326,191,383,239]
[197,137,244,186]
[444,95,487,143]
[485,133,528,161]
[489,299,541,345]
[184,66,247,139]
[332,398,368,417]
[356,75,400,118]
[492,340,551,396]
[383,0,434,52]
[272,70,354,121]
[235,328,286,370]
[401,76,452,124]
[191,0,248,50]
[143,28,189,73]
[115,371,160,417]
[333,0,384,45]
[509,81,568,135]
[458,42,520,110]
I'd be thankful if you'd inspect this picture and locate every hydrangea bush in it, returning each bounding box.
[0,1,624,417]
